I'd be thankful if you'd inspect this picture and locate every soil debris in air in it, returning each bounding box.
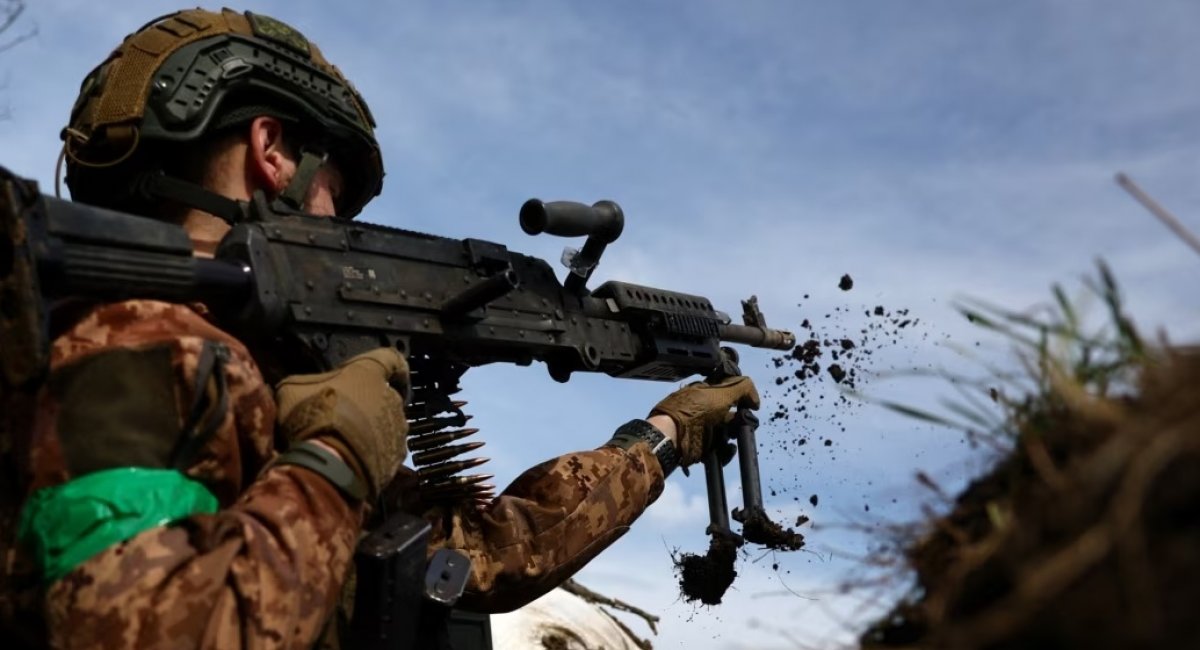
[679,273,931,608]
[763,273,929,507]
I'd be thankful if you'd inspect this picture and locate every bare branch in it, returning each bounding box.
[0,0,33,54]
[1115,172,1200,258]
[0,0,31,121]
[560,578,661,635]
[0,23,33,54]
[0,0,22,32]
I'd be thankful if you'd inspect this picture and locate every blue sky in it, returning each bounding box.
[5,2,1200,647]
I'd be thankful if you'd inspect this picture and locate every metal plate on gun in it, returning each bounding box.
[425,549,471,605]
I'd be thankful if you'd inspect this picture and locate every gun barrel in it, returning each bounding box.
[719,323,795,350]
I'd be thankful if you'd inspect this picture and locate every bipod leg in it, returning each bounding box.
[729,407,805,550]
[702,445,742,545]
[729,407,772,543]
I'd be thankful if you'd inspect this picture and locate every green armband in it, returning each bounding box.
[18,468,218,582]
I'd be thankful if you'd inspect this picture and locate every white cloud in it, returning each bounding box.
[644,480,715,528]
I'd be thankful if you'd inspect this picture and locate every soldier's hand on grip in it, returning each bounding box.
[649,376,761,466]
[275,348,410,499]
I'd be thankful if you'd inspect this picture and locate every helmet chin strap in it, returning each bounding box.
[135,171,248,225]
[271,148,329,215]
[135,148,331,224]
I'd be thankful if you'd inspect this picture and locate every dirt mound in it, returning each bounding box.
[862,349,1200,649]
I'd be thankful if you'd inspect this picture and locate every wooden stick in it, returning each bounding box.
[560,578,660,635]
[1115,172,1200,257]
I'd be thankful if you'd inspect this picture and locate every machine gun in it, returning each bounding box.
[1,167,797,646]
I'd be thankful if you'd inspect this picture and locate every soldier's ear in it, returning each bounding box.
[246,116,295,196]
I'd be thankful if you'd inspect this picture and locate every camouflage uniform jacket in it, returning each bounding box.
[0,300,664,649]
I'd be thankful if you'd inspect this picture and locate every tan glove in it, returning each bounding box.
[650,376,761,466]
[275,348,410,499]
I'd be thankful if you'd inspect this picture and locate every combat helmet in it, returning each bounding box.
[62,8,382,218]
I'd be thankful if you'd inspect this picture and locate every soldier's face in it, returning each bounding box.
[181,121,348,257]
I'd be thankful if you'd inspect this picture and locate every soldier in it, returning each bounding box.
[0,8,760,649]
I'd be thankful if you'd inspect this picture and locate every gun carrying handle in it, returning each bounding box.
[519,199,624,243]
[521,199,624,296]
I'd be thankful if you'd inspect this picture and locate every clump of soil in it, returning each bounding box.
[739,510,805,551]
[674,534,740,606]
[861,350,1200,649]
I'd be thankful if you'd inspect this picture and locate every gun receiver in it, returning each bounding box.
[2,174,795,390]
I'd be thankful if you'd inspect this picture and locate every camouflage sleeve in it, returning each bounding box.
[424,443,666,613]
[22,301,362,649]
